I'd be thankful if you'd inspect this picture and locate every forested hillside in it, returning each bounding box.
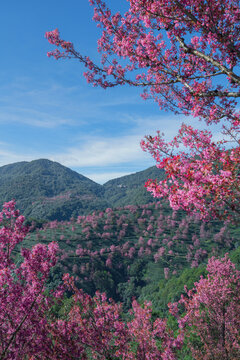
[21,201,240,313]
[103,166,164,206]
[0,159,108,220]
[0,159,164,221]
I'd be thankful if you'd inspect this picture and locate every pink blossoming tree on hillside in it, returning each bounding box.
[169,254,240,359]
[46,0,240,222]
[49,273,183,360]
[0,201,59,360]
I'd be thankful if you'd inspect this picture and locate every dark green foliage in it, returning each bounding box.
[229,245,240,269]
[140,265,207,317]
[118,259,148,309]
[103,166,165,207]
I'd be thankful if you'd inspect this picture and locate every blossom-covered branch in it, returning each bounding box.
[45,0,240,222]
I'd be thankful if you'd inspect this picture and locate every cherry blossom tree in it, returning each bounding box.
[169,254,240,359]
[49,274,183,360]
[141,124,239,222]
[0,201,59,360]
[45,0,240,222]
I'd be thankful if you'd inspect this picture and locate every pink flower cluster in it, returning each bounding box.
[141,124,239,222]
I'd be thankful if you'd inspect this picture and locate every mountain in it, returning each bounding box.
[0,159,109,221]
[0,159,165,221]
[103,166,165,207]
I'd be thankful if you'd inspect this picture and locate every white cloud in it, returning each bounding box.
[0,72,232,183]
[0,133,155,182]
[51,134,154,167]
[0,112,229,169]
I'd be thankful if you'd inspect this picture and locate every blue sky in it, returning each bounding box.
[0,0,222,184]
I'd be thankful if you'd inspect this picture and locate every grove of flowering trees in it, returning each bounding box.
[1,201,239,359]
[46,0,240,223]
[30,201,237,305]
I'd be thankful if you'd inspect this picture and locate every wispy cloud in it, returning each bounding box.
[0,131,155,178]
[0,78,142,129]
[0,147,36,167]
[51,134,153,167]
[0,106,76,128]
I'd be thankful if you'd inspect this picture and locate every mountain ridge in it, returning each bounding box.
[0,159,164,220]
